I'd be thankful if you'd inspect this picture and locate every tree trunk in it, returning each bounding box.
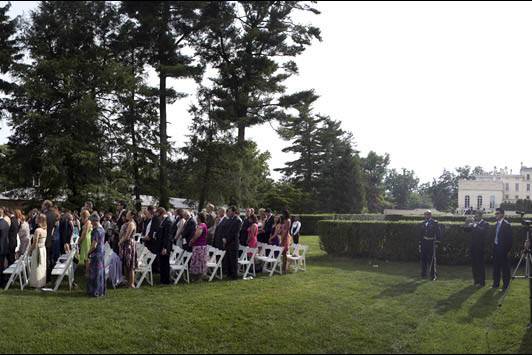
[158,2,170,209]
[129,50,141,211]
[159,71,169,209]
[237,123,246,145]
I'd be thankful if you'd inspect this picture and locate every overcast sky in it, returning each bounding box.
[4,1,532,183]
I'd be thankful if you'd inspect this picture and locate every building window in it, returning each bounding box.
[490,196,496,209]
[528,174,530,181]
[477,196,483,210]
[505,194,509,200]
[506,183,510,191]
[465,195,470,209]
[528,184,530,192]
[528,196,530,200]
[516,183,520,192]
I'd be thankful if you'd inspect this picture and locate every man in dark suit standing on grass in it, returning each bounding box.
[492,208,513,291]
[223,206,242,280]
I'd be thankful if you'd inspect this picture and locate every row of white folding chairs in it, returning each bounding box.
[256,242,309,276]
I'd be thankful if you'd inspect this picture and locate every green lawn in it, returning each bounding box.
[1,236,531,353]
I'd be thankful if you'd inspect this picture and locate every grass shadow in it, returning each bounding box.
[519,328,532,354]
[459,288,501,323]
[434,285,477,315]
[308,254,473,281]
[375,279,426,298]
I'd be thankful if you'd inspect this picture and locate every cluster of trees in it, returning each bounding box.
[383,165,486,212]
[0,2,488,214]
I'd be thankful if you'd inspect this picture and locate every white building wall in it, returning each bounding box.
[458,166,532,211]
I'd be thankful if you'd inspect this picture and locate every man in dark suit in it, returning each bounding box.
[213,209,227,250]
[59,212,74,255]
[419,210,442,280]
[7,210,20,265]
[465,211,489,287]
[181,210,197,253]
[223,206,242,280]
[262,208,274,243]
[144,208,161,254]
[157,208,174,285]
[239,208,252,246]
[492,208,513,291]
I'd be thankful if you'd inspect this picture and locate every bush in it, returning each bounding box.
[318,220,528,265]
[297,214,385,235]
[384,215,527,223]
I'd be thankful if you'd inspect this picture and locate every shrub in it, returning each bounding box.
[297,214,385,235]
[318,220,528,265]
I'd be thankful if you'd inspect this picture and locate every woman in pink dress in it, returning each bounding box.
[190,212,209,281]
[247,214,259,257]
[280,210,292,274]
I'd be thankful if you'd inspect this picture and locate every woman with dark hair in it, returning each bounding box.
[16,210,30,258]
[189,212,209,281]
[269,215,281,246]
[119,211,138,288]
[280,209,292,274]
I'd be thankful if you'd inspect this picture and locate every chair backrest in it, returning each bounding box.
[214,249,226,267]
[104,243,113,267]
[249,247,258,258]
[238,245,248,261]
[180,251,193,267]
[133,233,142,243]
[299,245,309,258]
[170,245,184,265]
[273,246,284,260]
[143,250,157,268]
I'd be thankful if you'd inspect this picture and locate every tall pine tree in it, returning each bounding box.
[195,1,321,144]
[122,1,203,208]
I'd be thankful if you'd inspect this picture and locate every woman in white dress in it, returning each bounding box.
[29,214,48,288]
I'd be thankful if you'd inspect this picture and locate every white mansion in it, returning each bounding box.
[458,165,532,212]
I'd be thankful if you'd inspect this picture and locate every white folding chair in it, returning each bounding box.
[207,247,225,282]
[256,244,274,264]
[261,246,284,277]
[103,243,117,288]
[287,244,308,272]
[3,248,30,291]
[136,242,147,262]
[171,251,192,285]
[170,245,184,266]
[50,248,77,292]
[135,250,156,288]
[238,247,257,279]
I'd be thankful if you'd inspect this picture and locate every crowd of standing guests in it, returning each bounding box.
[0,200,302,298]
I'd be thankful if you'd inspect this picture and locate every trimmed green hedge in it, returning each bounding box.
[298,214,385,235]
[318,220,529,265]
[384,215,528,223]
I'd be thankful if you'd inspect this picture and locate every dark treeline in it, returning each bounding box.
[0,1,451,214]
